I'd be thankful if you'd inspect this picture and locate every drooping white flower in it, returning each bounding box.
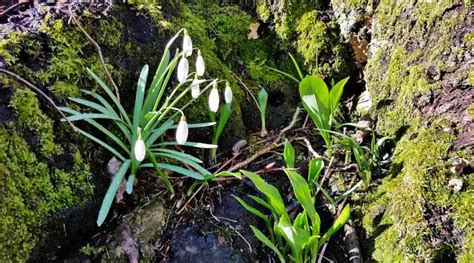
[224,82,232,104]
[176,116,189,145]
[208,83,220,112]
[177,56,189,84]
[196,50,205,77]
[191,78,200,99]
[134,139,146,162]
[183,30,193,57]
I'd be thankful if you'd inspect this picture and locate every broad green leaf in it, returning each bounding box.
[318,204,350,249]
[285,170,320,237]
[97,160,131,226]
[241,170,290,223]
[213,171,242,179]
[300,76,330,114]
[283,139,295,168]
[279,218,310,260]
[329,77,349,115]
[251,226,286,263]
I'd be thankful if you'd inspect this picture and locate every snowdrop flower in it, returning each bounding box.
[134,139,146,162]
[196,50,205,77]
[176,116,189,145]
[177,55,189,84]
[183,30,193,57]
[191,77,200,99]
[208,82,220,112]
[224,82,232,104]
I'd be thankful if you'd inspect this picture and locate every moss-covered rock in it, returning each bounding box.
[359,0,473,261]
[255,0,352,80]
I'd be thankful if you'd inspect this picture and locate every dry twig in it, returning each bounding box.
[0,68,77,130]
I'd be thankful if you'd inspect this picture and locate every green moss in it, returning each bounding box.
[256,0,271,22]
[296,10,349,79]
[362,122,454,261]
[0,127,94,261]
[9,88,60,157]
[365,1,468,136]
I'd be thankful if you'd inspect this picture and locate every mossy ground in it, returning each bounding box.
[359,0,473,261]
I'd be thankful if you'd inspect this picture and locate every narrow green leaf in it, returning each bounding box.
[318,204,350,249]
[145,119,175,146]
[241,170,290,222]
[133,65,149,131]
[233,195,270,223]
[213,103,232,145]
[155,152,211,176]
[143,49,170,113]
[283,139,295,168]
[146,148,174,193]
[154,148,203,163]
[249,195,276,215]
[74,127,126,161]
[97,160,131,226]
[266,66,300,84]
[329,77,349,115]
[126,174,135,194]
[68,97,119,119]
[258,88,268,132]
[251,226,286,263]
[141,163,204,180]
[87,68,132,126]
[155,141,217,149]
[308,158,324,192]
[289,53,304,81]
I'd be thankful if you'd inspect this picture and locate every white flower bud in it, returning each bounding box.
[196,50,205,76]
[224,83,232,104]
[177,56,189,84]
[176,116,189,145]
[134,139,146,162]
[191,78,200,99]
[208,85,220,113]
[183,31,193,57]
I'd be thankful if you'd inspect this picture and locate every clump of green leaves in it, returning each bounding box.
[299,76,349,149]
[61,29,222,226]
[234,169,350,263]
